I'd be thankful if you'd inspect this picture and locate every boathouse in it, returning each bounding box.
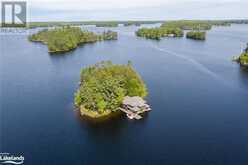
[119,96,151,120]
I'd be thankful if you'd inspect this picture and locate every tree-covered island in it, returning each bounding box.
[136,27,183,40]
[28,26,118,53]
[135,20,214,40]
[74,61,147,118]
[234,43,248,67]
[135,20,213,40]
[186,31,206,40]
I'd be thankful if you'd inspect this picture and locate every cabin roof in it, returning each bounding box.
[122,96,146,107]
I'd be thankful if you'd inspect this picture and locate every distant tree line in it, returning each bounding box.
[95,22,119,27]
[25,20,248,29]
[123,22,141,26]
[27,21,163,28]
[161,20,212,30]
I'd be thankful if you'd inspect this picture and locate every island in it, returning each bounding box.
[186,31,206,40]
[135,20,214,40]
[135,20,240,40]
[74,61,150,119]
[234,43,248,67]
[28,26,118,53]
[136,27,183,40]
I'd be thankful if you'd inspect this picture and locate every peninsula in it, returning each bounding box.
[28,26,118,53]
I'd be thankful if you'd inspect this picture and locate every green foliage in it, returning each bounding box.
[238,44,248,64]
[186,31,206,40]
[74,61,147,113]
[28,26,118,53]
[239,53,248,64]
[161,20,212,30]
[136,27,183,40]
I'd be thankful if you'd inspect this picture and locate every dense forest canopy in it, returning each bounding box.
[28,26,117,53]
[186,31,206,40]
[74,61,147,115]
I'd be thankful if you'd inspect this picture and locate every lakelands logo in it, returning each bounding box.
[1,1,27,27]
[0,153,24,164]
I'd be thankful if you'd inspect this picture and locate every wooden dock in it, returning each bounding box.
[119,108,143,120]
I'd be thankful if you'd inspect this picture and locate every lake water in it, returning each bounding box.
[1,24,248,165]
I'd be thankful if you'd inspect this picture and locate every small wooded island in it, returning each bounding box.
[74,61,150,120]
[135,20,212,40]
[234,43,248,67]
[186,31,206,40]
[136,27,183,40]
[28,26,118,53]
[135,20,229,40]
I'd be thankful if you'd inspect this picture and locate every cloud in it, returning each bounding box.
[22,0,247,21]
[29,0,172,10]
[28,0,244,10]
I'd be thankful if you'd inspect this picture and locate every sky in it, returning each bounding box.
[2,0,248,21]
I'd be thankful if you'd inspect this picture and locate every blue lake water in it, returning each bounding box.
[1,24,248,165]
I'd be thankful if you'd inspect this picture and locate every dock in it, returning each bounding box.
[119,107,143,120]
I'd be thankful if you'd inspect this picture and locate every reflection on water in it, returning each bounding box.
[74,108,150,151]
